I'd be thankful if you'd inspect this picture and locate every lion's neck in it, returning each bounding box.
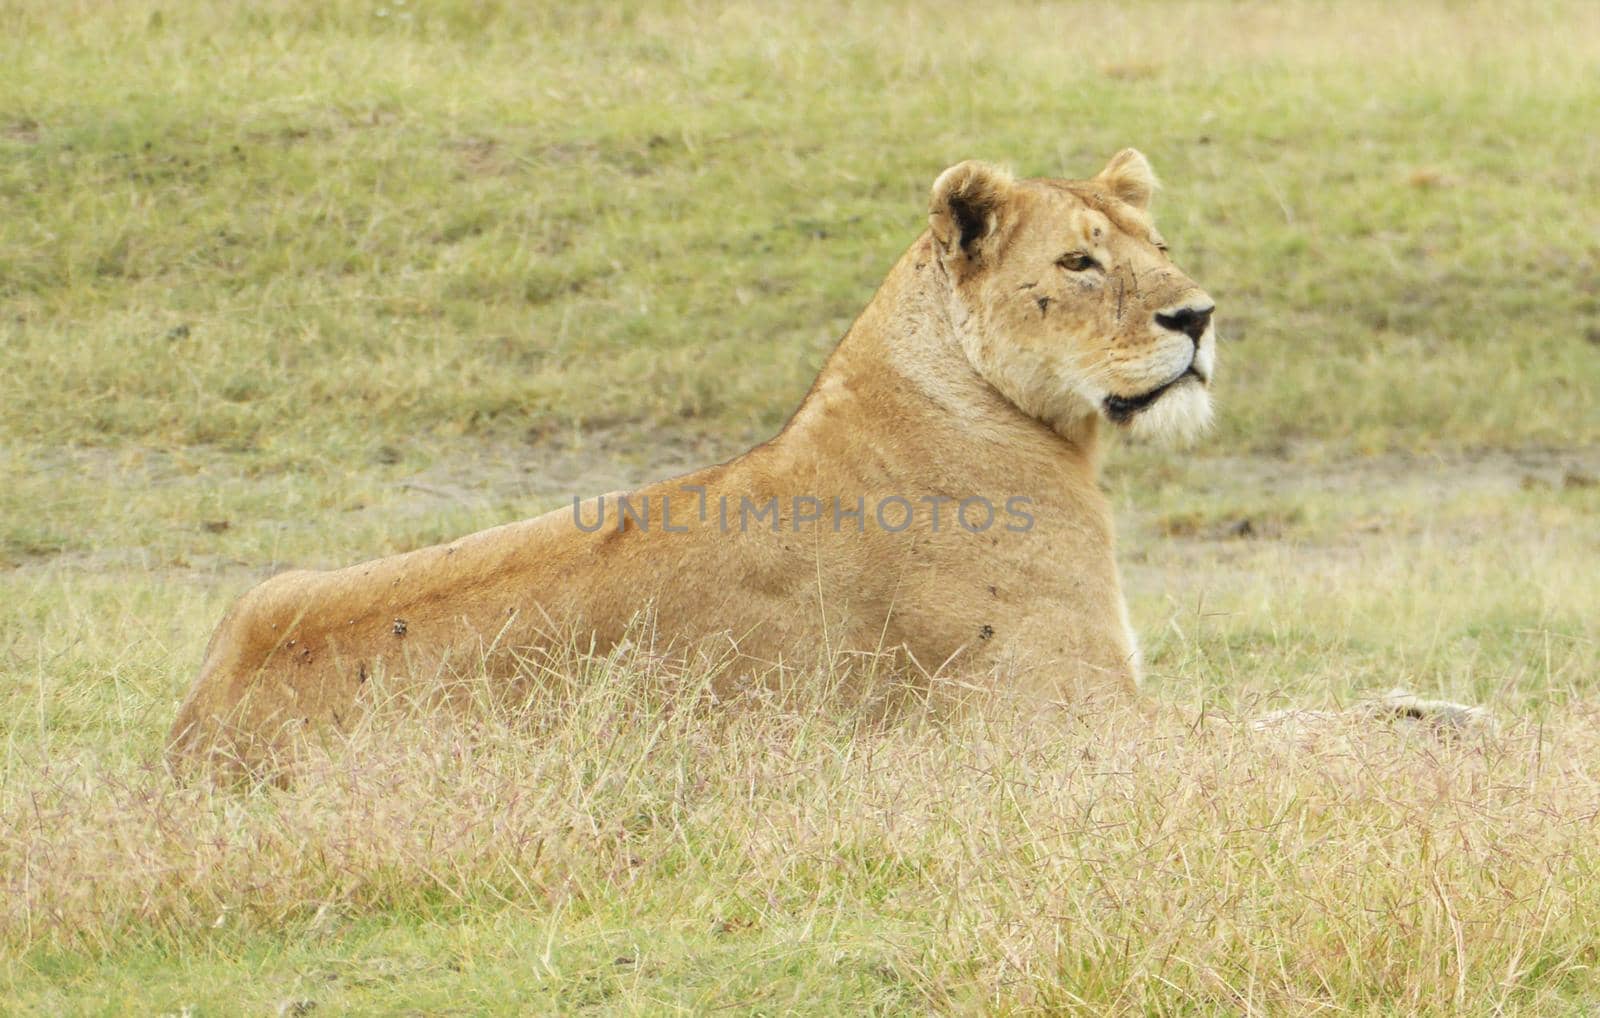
[774,234,1104,497]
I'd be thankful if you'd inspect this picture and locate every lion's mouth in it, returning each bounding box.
[1103,365,1206,424]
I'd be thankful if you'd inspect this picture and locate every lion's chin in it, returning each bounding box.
[1121,380,1214,446]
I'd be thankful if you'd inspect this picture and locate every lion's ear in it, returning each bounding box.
[929,160,1015,271]
[1095,148,1159,211]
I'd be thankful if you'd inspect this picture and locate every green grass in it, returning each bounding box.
[4,0,1600,1012]
[4,0,1597,458]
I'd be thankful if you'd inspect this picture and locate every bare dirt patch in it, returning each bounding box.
[12,434,1597,603]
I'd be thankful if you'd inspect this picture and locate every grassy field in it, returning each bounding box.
[3,0,1600,1012]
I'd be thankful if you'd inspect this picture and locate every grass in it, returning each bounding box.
[3,0,1600,1012]
[4,0,1597,459]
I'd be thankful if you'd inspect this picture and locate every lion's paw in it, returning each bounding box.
[1359,688,1496,737]
[1247,689,1495,739]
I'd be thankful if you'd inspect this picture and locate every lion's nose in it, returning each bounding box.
[1155,303,1214,342]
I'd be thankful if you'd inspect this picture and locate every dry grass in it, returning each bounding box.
[6,661,1600,1014]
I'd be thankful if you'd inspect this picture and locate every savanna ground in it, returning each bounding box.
[3,0,1599,1013]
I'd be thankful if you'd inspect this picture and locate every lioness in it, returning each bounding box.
[169,149,1217,771]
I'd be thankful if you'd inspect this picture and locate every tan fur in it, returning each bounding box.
[168,150,1220,773]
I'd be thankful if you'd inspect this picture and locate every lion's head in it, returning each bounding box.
[928,149,1216,445]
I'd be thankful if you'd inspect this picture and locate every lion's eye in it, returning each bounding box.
[1057,252,1100,273]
